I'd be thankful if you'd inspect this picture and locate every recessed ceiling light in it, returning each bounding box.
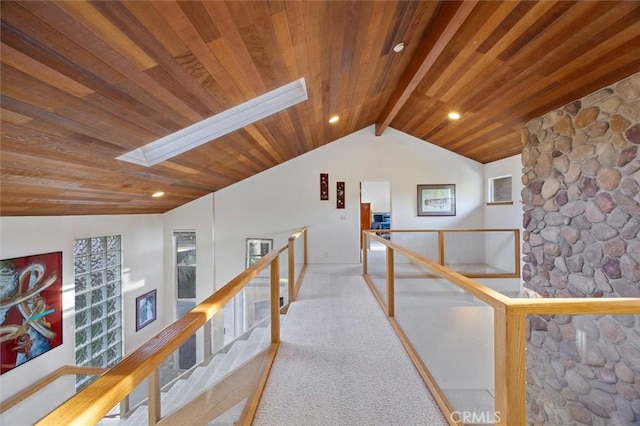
[448,112,461,120]
[393,42,405,53]
[117,78,308,167]
[152,191,164,198]
[329,115,340,124]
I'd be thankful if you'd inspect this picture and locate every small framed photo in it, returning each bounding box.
[417,184,456,216]
[246,238,273,267]
[136,289,157,331]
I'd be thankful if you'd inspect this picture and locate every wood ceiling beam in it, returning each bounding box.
[375,0,477,136]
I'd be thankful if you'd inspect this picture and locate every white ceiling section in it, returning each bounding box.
[117,78,308,167]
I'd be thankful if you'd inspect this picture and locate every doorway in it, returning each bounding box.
[360,181,391,257]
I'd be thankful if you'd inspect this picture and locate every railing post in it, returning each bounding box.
[303,228,308,265]
[514,229,521,277]
[438,230,445,265]
[494,305,526,425]
[148,368,161,425]
[386,246,395,317]
[270,256,280,343]
[288,237,295,304]
[119,395,130,419]
[362,232,368,276]
[204,319,212,359]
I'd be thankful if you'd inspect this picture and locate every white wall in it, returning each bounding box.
[162,194,223,354]
[361,181,391,213]
[213,125,485,286]
[483,154,524,289]
[0,214,163,425]
[162,194,215,306]
[483,154,523,230]
[0,133,524,424]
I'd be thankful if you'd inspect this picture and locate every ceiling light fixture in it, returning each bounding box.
[448,112,461,120]
[393,42,405,53]
[152,191,165,198]
[117,78,308,167]
[329,115,340,124]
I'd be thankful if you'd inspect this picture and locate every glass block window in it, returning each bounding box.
[489,175,512,203]
[74,235,122,390]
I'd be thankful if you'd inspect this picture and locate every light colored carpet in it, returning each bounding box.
[252,264,447,426]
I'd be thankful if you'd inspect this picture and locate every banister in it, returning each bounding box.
[365,228,520,233]
[366,231,512,309]
[0,366,107,414]
[386,246,395,317]
[369,228,521,278]
[507,297,640,315]
[362,228,640,426]
[366,229,640,315]
[270,255,280,343]
[37,249,281,426]
[288,238,295,305]
[288,226,307,241]
[5,227,307,425]
[494,306,527,426]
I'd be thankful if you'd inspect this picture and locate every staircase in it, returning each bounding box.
[100,320,274,425]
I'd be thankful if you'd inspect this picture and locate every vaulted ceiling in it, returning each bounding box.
[1,1,639,216]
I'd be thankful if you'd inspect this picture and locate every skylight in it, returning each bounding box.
[117,78,308,167]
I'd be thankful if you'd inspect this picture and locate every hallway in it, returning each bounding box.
[252,264,447,426]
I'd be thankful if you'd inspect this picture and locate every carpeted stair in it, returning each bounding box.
[99,321,273,425]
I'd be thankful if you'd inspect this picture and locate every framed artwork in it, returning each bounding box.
[417,184,456,216]
[246,238,273,267]
[337,181,345,209]
[136,289,157,331]
[1,251,63,375]
[320,173,329,200]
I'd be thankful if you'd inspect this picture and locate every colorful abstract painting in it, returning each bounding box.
[1,252,63,375]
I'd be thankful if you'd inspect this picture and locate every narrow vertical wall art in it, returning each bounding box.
[336,181,345,209]
[320,173,329,200]
[0,251,63,375]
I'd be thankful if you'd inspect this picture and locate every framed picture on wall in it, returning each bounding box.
[136,289,157,331]
[320,173,329,200]
[336,181,345,209]
[417,184,456,216]
[0,251,63,375]
[246,238,273,267]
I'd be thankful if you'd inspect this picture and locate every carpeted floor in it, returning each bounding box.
[252,264,447,426]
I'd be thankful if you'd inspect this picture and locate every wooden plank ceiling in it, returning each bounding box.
[1,1,639,216]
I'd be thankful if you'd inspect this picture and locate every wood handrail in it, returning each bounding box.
[1,365,107,414]
[370,228,521,278]
[365,228,520,233]
[33,226,308,425]
[506,297,640,315]
[288,226,307,241]
[365,231,513,309]
[363,228,640,426]
[37,250,281,426]
[365,229,640,314]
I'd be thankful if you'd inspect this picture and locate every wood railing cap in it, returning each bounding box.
[36,227,307,425]
[363,229,640,315]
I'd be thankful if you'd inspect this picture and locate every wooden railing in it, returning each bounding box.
[362,229,640,426]
[0,366,107,414]
[365,228,520,278]
[28,227,308,426]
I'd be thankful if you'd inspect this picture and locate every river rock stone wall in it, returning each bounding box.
[522,73,640,425]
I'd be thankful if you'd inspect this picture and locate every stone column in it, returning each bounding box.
[522,73,639,425]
